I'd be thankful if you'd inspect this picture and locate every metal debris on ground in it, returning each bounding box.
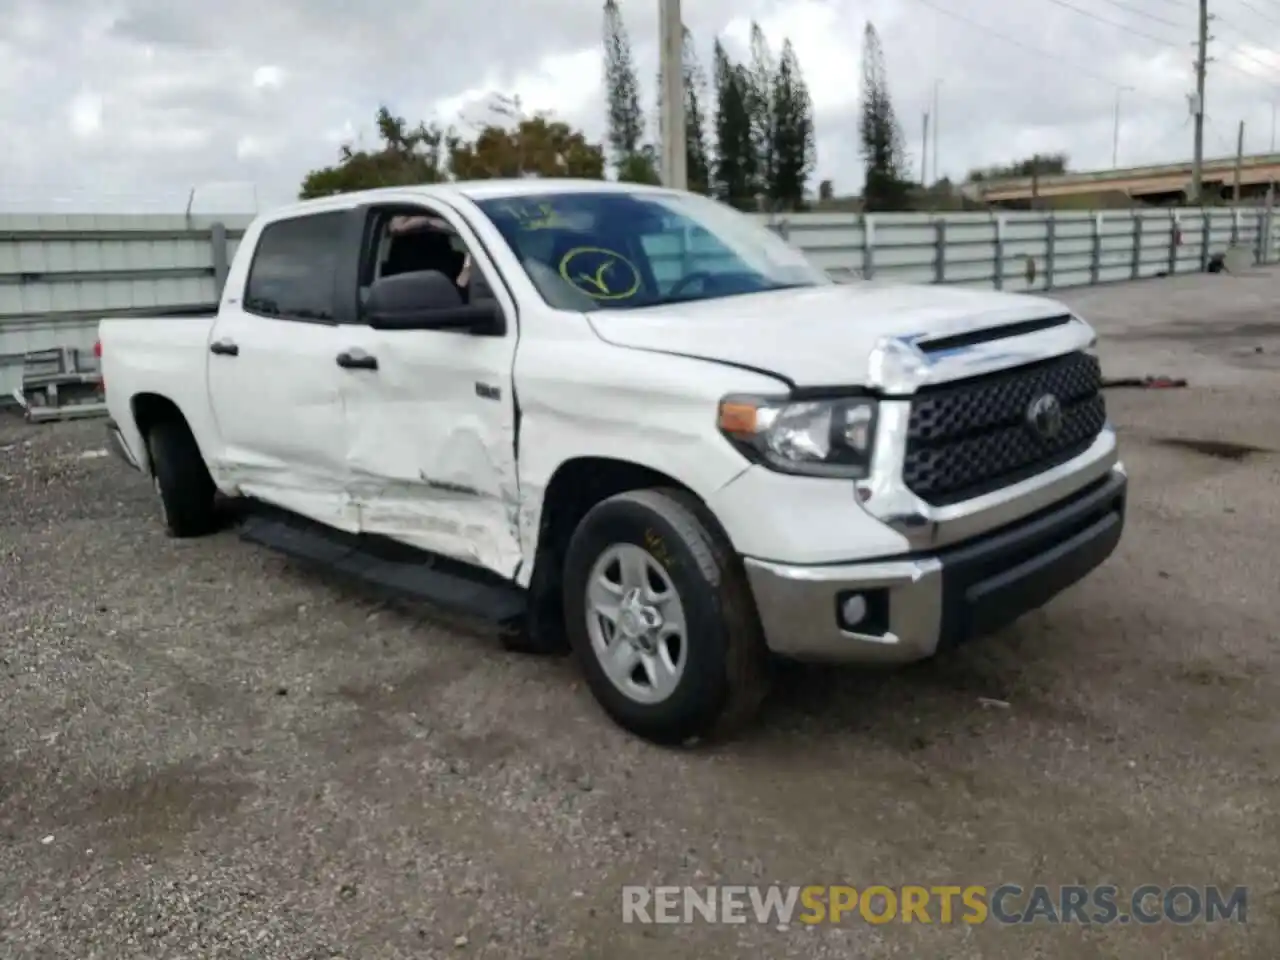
[8,347,106,423]
[1102,376,1188,389]
[1154,437,1269,460]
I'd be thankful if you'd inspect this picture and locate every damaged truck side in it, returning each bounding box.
[99,181,1127,744]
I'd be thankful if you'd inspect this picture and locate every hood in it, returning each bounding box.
[585,282,1077,387]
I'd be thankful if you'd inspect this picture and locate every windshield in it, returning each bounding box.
[473,190,831,312]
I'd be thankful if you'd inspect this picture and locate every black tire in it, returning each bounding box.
[146,418,218,538]
[562,487,770,746]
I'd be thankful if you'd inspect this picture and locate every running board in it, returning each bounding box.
[239,508,527,624]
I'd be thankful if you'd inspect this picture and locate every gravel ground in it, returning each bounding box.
[2,271,1278,959]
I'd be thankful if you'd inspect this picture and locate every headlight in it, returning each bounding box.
[717,394,878,478]
[1075,315,1099,356]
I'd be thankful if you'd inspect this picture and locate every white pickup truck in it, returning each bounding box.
[99,180,1126,744]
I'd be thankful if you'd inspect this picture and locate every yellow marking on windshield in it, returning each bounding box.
[501,201,568,230]
[558,247,641,300]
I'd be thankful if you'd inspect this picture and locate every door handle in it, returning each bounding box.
[336,349,378,370]
[209,338,239,356]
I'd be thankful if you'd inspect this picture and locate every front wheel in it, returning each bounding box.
[562,488,769,745]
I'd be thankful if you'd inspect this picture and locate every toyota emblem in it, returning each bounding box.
[1026,393,1063,440]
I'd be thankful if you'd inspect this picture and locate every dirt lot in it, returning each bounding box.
[2,270,1278,959]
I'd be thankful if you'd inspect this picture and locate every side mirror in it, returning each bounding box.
[364,269,503,335]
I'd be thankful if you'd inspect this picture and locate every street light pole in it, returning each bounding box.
[1112,86,1134,168]
[658,0,687,190]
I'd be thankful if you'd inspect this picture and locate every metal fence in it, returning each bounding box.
[0,214,252,398]
[766,206,1277,289]
[1,206,1274,405]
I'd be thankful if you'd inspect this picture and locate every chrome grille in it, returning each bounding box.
[902,352,1106,506]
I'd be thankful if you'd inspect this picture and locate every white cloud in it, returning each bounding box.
[322,119,357,145]
[4,0,1280,212]
[67,90,103,138]
[433,48,604,128]
[252,65,285,90]
[235,134,269,159]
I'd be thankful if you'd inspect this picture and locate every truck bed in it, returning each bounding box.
[98,312,220,469]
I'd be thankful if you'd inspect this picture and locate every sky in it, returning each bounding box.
[3,0,1280,214]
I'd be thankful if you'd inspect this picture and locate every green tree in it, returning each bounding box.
[682,27,712,194]
[712,41,756,208]
[449,115,605,180]
[859,23,911,211]
[745,23,776,199]
[768,39,815,209]
[603,0,646,177]
[297,105,605,196]
[968,153,1069,182]
[299,106,455,199]
[617,146,661,184]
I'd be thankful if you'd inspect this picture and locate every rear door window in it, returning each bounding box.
[244,212,346,321]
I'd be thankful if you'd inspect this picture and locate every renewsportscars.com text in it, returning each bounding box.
[621,884,1248,926]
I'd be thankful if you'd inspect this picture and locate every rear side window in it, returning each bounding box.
[244,212,345,321]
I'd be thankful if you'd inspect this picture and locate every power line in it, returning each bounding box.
[1217,0,1280,79]
[906,0,1183,94]
[1055,0,1280,93]
[1214,34,1280,81]
[1090,0,1189,29]
[1038,0,1184,46]
[1233,0,1280,26]
[1208,18,1280,87]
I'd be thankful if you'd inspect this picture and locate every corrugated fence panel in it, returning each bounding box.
[869,214,938,285]
[940,214,997,289]
[778,213,864,281]
[0,213,254,396]
[1049,214,1094,290]
[999,214,1051,294]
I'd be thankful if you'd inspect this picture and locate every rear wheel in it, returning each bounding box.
[562,488,769,745]
[146,419,218,538]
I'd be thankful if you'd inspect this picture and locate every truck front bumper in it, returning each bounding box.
[743,466,1127,663]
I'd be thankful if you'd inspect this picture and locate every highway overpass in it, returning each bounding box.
[971,153,1280,206]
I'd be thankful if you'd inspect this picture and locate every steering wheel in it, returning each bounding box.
[666,271,716,299]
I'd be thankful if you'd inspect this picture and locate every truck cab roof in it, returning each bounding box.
[272,179,677,224]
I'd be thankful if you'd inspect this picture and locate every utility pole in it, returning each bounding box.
[1233,119,1245,204]
[921,112,930,187]
[931,80,942,182]
[658,0,687,190]
[1190,0,1210,203]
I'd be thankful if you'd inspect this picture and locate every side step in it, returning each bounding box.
[239,508,527,624]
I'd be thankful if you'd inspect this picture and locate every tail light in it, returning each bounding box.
[94,339,104,392]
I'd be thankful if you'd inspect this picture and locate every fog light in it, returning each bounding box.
[839,594,867,628]
[836,589,891,636]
